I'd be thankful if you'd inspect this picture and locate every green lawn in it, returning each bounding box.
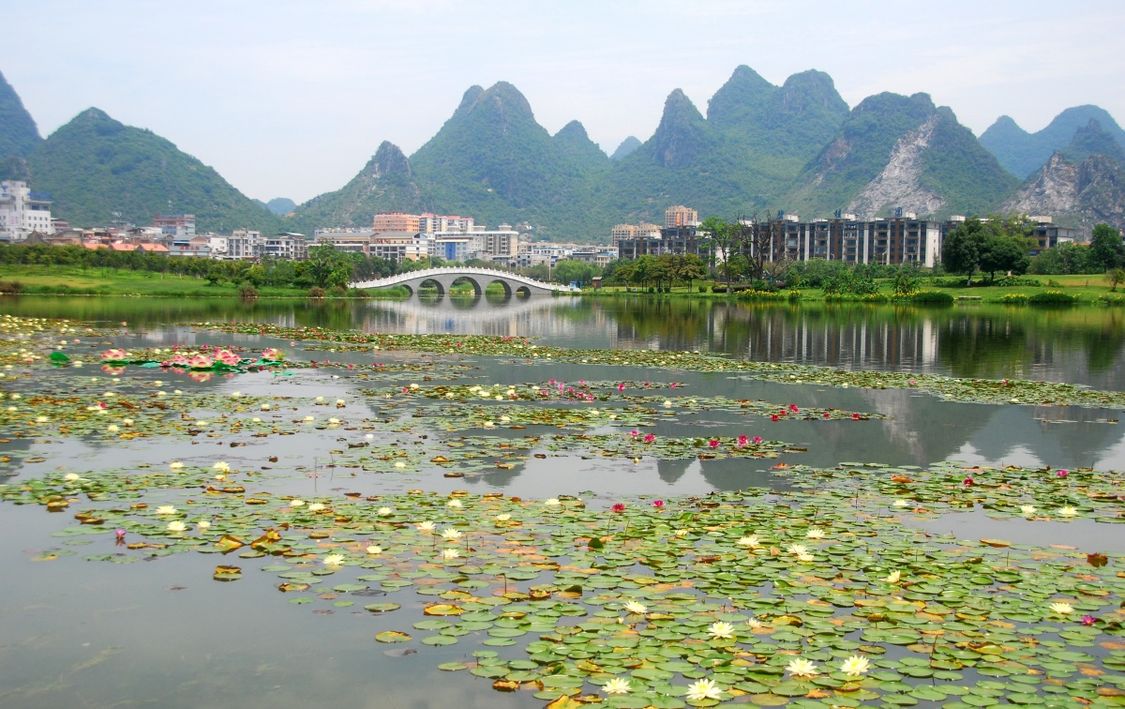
[0,265,307,297]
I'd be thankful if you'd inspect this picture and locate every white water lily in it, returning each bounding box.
[685,677,722,702]
[1058,506,1078,517]
[623,600,648,615]
[289,499,305,508]
[322,554,345,566]
[440,527,463,541]
[708,621,735,639]
[63,473,84,482]
[806,528,825,539]
[662,400,673,408]
[260,403,271,411]
[892,499,910,508]
[1019,504,1037,515]
[393,461,407,469]
[441,548,460,560]
[307,502,326,512]
[169,461,184,470]
[197,519,211,530]
[737,534,760,547]
[366,545,383,555]
[35,415,48,423]
[166,520,187,533]
[1050,601,1074,614]
[446,498,463,508]
[494,513,512,522]
[544,498,561,507]
[746,617,763,629]
[416,521,436,533]
[106,424,119,433]
[674,528,690,537]
[786,657,819,678]
[839,655,871,676]
[787,543,809,557]
[602,677,631,695]
[212,461,230,473]
[155,505,177,515]
[885,570,902,584]
[377,507,393,516]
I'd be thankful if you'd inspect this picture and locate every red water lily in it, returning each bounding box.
[1056,469,1069,478]
[752,435,763,444]
[788,404,799,413]
[612,503,626,513]
[707,439,720,448]
[851,413,861,420]
[770,414,780,422]
[736,434,749,447]
[652,499,664,509]
[642,433,656,443]
[963,477,974,487]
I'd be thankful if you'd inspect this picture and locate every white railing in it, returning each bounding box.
[351,266,579,292]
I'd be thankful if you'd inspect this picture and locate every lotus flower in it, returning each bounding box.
[261,348,282,361]
[100,349,128,361]
[187,354,213,369]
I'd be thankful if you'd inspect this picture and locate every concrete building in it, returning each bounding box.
[0,180,54,242]
[419,213,474,233]
[152,214,196,239]
[372,212,422,233]
[263,233,308,260]
[226,230,263,260]
[1028,216,1078,254]
[664,205,699,229]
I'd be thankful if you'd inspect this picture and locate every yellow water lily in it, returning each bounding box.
[839,655,871,676]
[708,621,735,639]
[623,600,648,615]
[1050,601,1074,614]
[885,570,902,583]
[786,657,819,678]
[685,678,722,702]
[737,534,760,547]
[602,677,631,695]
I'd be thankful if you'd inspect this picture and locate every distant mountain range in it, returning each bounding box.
[1,67,1122,240]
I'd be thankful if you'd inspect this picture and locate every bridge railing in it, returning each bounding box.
[351,267,579,292]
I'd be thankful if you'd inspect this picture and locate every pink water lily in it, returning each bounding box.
[707,438,720,448]
[215,349,241,366]
[752,435,763,444]
[617,382,626,392]
[643,433,656,443]
[1056,469,1069,478]
[737,434,749,447]
[629,429,640,438]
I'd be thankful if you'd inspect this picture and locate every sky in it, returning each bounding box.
[3,0,1123,204]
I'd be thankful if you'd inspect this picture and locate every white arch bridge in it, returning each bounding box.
[351,267,578,298]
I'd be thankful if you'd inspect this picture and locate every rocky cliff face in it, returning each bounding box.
[848,116,945,217]
[1004,153,1125,227]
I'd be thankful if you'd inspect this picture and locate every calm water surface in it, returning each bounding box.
[0,295,1121,708]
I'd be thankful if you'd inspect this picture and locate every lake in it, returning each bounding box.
[0,295,1121,708]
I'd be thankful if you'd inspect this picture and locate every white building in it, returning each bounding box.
[226,229,263,260]
[0,181,54,242]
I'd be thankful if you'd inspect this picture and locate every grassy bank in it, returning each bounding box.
[0,265,311,297]
[584,273,1124,305]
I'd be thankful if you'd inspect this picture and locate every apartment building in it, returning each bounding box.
[0,180,54,241]
[152,214,196,239]
[664,205,699,229]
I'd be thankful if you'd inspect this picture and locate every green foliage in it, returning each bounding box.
[942,217,1032,283]
[911,290,953,305]
[0,243,397,289]
[1029,241,1097,274]
[1028,290,1078,305]
[0,70,41,162]
[27,108,279,232]
[1089,223,1123,270]
[980,106,1125,179]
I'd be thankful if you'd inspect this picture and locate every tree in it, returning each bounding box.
[1090,223,1123,271]
[699,216,735,286]
[979,236,1030,282]
[941,218,988,284]
[1109,268,1125,292]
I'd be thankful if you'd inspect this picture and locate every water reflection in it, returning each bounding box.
[2,295,1123,388]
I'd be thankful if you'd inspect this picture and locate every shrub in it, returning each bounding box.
[307,286,326,299]
[1097,293,1125,306]
[1028,290,1077,306]
[238,283,259,300]
[0,280,24,294]
[328,285,349,298]
[911,290,954,305]
[998,293,1029,305]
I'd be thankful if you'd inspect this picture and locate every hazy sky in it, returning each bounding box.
[3,0,1122,204]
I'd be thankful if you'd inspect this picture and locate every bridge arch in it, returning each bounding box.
[350,267,579,299]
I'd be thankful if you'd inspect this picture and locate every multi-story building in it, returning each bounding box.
[226,229,263,260]
[611,222,661,247]
[372,212,422,233]
[0,180,54,241]
[263,232,308,260]
[1028,216,1078,254]
[664,205,699,229]
[615,225,706,260]
[152,214,196,240]
[419,213,474,233]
